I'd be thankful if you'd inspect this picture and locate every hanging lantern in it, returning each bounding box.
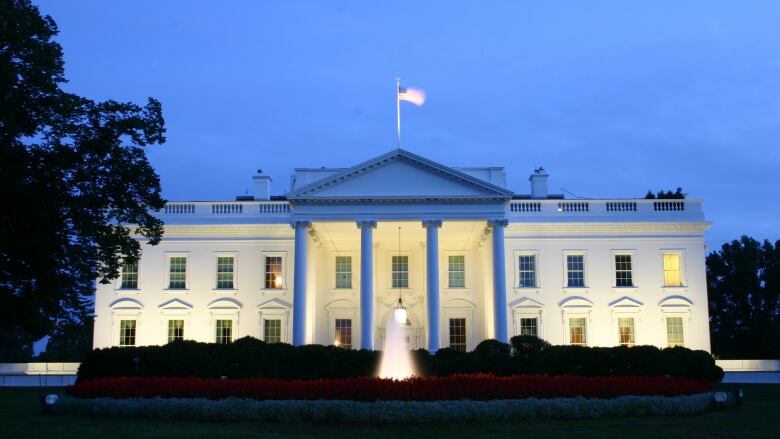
[394,297,407,325]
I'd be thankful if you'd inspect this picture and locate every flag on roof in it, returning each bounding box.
[398,86,425,106]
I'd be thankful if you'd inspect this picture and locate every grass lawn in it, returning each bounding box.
[1,384,778,439]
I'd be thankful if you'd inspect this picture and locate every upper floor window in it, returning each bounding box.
[264,319,281,343]
[335,256,352,289]
[264,256,283,289]
[215,319,232,344]
[335,319,352,349]
[666,316,684,347]
[566,255,585,287]
[391,255,409,289]
[663,253,683,287]
[518,255,537,288]
[168,256,187,289]
[569,317,587,346]
[617,317,635,347]
[520,317,538,337]
[120,260,138,289]
[615,254,634,287]
[216,256,235,289]
[168,319,184,343]
[119,319,136,346]
[449,318,467,352]
[448,255,465,288]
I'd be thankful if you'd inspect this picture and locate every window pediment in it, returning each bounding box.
[658,295,693,308]
[208,297,243,310]
[110,298,143,310]
[559,296,593,309]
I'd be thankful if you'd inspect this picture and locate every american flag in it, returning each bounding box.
[398,86,425,106]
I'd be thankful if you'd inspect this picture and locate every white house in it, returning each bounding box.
[93,149,712,353]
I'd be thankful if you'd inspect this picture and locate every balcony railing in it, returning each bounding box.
[160,201,291,218]
[507,199,703,221]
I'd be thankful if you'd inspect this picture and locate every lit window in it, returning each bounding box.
[666,316,684,347]
[215,319,232,344]
[168,256,187,289]
[167,319,184,343]
[617,317,635,347]
[264,319,281,343]
[448,255,465,288]
[120,260,138,289]
[663,253,682,287]
[119,320,136,346]
[520,317,538,337]
[335,256,352,289]
[216,256,235,289]
[569,317,587,346]
[566,255,585,287]
[264,256,283,289]
[391,256,409,289]
[518,255,537,287]
[335,319,352,349]
[615,254,634,287]
[449,318,467,352]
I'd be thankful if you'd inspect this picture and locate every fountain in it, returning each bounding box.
[377,314,417,379]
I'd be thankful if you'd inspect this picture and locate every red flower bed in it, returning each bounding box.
[67,374,711,401]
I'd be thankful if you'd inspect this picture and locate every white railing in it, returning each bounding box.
[508,199,703,220]
[160,201,291,217]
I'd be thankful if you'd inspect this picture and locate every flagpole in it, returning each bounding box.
[395,77,401,148]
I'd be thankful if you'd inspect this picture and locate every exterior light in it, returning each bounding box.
[44,394,58,405]
[334,339,340,347]
[274,275,283,288]
[394,297,407,325]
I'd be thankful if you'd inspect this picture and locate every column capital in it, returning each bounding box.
[422,219,443,229]
[487,219,509,228]
[290,220,311,229]
[356,219,377,229]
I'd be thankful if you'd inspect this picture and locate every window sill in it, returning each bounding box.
[562,287,590,294]
[164,288,189,293]
[259,288,288,295]
[660,285,687,291]
[611,286,639,291]
[212,289,238,294]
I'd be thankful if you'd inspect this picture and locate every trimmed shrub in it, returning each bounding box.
[76,336,723,382]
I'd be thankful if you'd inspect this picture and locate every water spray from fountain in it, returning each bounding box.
[377,226,417,379]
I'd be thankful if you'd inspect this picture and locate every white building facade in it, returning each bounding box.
[93,149,712,352]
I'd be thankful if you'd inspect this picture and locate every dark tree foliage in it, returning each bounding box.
[707,236,780,358]
[0,0,166,359]
[644,187,685,199]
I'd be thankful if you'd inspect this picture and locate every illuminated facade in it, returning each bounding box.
[93,149,712,352]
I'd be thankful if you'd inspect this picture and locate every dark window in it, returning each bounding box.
[449,318,467,352]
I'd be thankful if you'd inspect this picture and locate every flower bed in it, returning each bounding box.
[66,374,711,401]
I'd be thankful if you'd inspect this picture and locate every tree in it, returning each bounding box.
[644,187,685,199]
[0,0,166,359]
[707,236,780,358]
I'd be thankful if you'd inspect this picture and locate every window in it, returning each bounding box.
[216,256,235,289]
[167,319,184,343]
[663,253,683,287]
[335,256,352,289]
[263,256,283,289]
[120,260,139,289]
[119,320,136,346]
[335,319,352,349]
[566,255,585,287]
[449,318,467,352]
[520,317,538,337]
[391,255,409,288]
[215,319,232,344]
[615,254,634,287]
[168,256,187,289]
[448,255,465,288]
[617,317,635,346]
[666,316,684,347]
[569,317,587,346]
[264,319,281,343]
[518,255,537,288]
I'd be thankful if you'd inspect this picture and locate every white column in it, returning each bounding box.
[489,219,509,343]
[291,220,310,346]
[357,219,377,350]
[423,219,442,352]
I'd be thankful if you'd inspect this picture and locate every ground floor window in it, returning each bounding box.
[264,319,281,343]
[519,317,538,337]
[167,319,184,343]
[449,318,467,352]
[215,319,233,344]
[666,316,685,347]
[569,317,587,346]
[335,319,352,349]
[617,317,635,347]
[119,319,136,346]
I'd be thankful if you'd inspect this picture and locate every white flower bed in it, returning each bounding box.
[53,392,734,424]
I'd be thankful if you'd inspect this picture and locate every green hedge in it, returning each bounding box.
[76,336,723,382]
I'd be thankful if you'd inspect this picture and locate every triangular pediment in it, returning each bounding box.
[510,296,545,309]
[609,296,644,308]
[287,149,513,202]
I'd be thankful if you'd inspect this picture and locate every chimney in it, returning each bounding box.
[252,169,272,201]
[529,167,548,199]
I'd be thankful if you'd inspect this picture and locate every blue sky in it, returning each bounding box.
[36,1,780,249]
